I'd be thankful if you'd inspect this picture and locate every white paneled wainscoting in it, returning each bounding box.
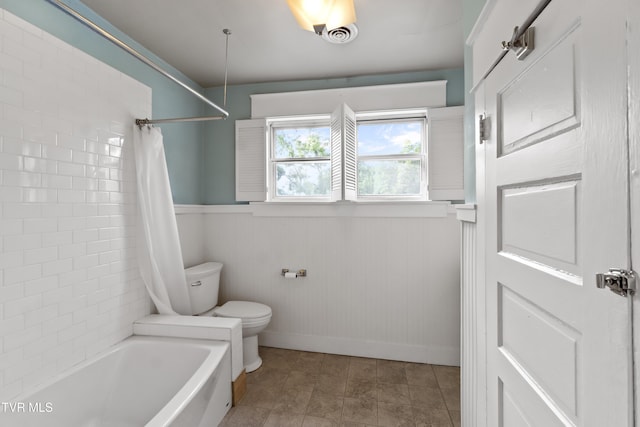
[176,203,461,366]
[0,9,152,399]
[456,205,481,427]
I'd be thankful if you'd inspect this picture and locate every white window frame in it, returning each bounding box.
[355,109,428,201]
[235,82,463,204]
[267,115,332,202]
[265,108,429,202]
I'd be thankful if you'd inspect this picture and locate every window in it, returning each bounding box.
[235,102,463,203]
[356,113,426,199]
[265,109,427,201]
[270,118,331,199]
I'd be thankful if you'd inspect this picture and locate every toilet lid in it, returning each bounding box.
[213,301,271,319]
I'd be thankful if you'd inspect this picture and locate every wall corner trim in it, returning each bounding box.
[466,0,498,46]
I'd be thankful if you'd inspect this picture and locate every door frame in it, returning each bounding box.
[629,0,640,422]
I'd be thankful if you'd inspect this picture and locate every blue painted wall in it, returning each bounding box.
[1,0,206,204]
[201,68,464,204]
[5,0,469,205]
[463,0,487,202]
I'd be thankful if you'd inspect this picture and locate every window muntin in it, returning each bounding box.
[356,117,426,199]
[269,119,331,199]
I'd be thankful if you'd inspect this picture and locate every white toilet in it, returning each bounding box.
[184,262,272,373]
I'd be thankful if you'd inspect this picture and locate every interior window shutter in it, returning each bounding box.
[342,104,357,201]
[330,103,357,201]
[330,105,343,201]
[427,105,465,201]
[235,119,267,201]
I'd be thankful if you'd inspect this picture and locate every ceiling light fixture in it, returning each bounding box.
[286,0,356,35]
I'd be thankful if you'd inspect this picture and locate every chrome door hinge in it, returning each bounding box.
[502,26,535,61]
[479,114,490,143]
[596,268,636,297]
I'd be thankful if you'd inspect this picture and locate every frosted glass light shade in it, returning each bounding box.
[286,0,356,33]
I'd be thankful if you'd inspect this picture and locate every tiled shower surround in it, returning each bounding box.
[0,9,151,399]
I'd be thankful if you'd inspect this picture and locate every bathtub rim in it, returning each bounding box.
[6,335,230,427]
[146,336,230,426]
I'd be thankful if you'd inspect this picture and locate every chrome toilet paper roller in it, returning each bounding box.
[281,268,307,278]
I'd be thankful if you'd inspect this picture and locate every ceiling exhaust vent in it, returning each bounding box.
[322,23,358,44]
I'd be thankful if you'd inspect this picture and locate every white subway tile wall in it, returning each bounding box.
[0,9,152,399]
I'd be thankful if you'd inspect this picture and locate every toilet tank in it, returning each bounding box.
[184,262,223,315]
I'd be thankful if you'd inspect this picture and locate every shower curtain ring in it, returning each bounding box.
[135,118,153,131]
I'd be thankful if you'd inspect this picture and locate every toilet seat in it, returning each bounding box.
[213,301,272,323]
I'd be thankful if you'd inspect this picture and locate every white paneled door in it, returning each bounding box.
[481,0,632,425]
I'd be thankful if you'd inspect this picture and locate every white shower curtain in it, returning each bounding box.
[133,125,192,315]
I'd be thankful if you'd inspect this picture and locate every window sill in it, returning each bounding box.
[175,201,455,218]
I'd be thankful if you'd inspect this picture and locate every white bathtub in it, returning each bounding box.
[1,336,232,427]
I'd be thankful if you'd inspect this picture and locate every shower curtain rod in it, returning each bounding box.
[135,115,225,127]
[46,0,230,124]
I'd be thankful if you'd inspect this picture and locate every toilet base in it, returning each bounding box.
[243,335,263,373]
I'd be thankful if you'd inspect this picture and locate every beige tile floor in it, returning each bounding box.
[220,346,460,427]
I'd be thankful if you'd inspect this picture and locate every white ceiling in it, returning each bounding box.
[80,0,463,88]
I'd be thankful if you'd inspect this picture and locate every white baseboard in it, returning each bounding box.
[259,330,460,366]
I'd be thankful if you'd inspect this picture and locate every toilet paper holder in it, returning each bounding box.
[281,268,307,277]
